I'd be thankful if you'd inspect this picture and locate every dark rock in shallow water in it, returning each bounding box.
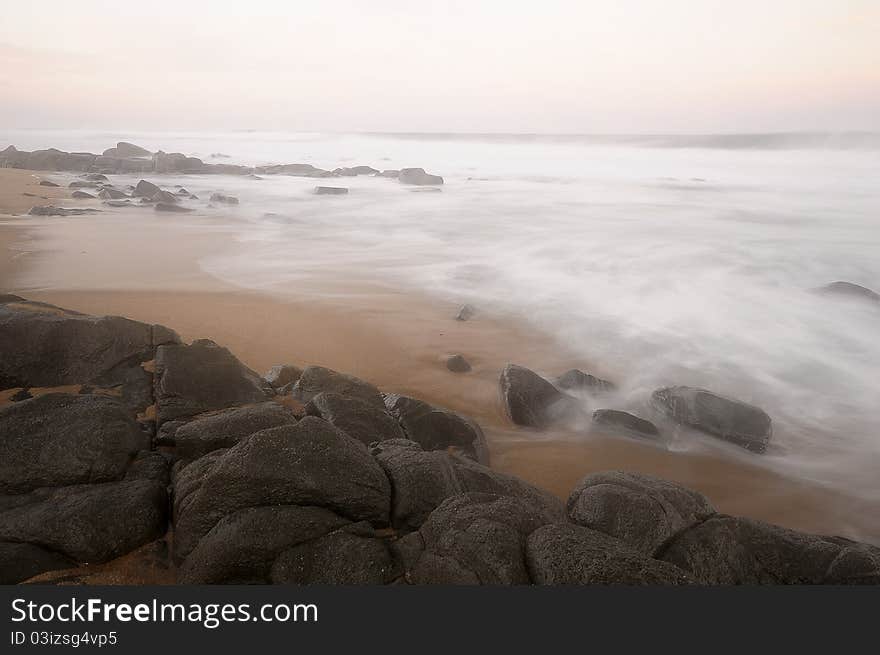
[398,167,444,185]
[526,523,694,585]
[153,339,274,423]
[0,542,74,585]
[133,179,160,198]
[305,392,405,446]
[103,142,151,158]
[71,190,96,199]
[592,409,659,438]
[104,200,133,208]
[154,202,192,213]
[0,296,179,392]
[0,479,168,567]
[270,523,398,585]
[209,192,239,204]
[290,365,384,408]
[314,186,348,195]
[556,369,616,393]
[38,180,60,187]
[566,471,715,556]
[333,166,378,176]
[371,440,560,530]
[659,515,880,584]
[98,187,127,200]
[178,505,349,584]
[651,386,772,453]
[172,417,391,562]
[172,402,298,458]
[499,363,580,429]
[455,304,475,321]
[68,180,98,188]
[445,353,471,373]
[401,493,557,584]
[82,173,109,182]
[28,206,99,216]
[383,393,489,464]
[264,364,303,389]
[0,393,148,494]
[254,163,332,177]
[151,189,179,204]
[816,281,879,303]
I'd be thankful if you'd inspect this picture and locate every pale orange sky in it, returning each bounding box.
[2,0,879,132]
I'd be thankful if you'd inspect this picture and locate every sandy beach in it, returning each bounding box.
[2,167,878,546]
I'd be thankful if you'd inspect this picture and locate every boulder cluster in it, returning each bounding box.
[1,142,444,186]
[1,295,877,585]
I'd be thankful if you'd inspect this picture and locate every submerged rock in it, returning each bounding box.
[499,364,580,429]
[651,386,772,453]
[154,203,192,213]
[816,281,879,303]
[592,409,659,439]
[314,186,349,195]
[71,190,96,199]
[454,304,475,321]
[98,187,127,200]
[209,192,239,204]
[556,369,616,394]
[38,180,60,187]
[398,167,444,185]
[28,206,99,216]
[445,353,471,373]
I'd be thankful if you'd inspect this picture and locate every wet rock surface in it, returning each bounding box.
[500,364,580,429]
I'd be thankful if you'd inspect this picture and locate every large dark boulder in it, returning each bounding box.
[132,179,161,198]
[0,480,168,571]
[0,394,148,494]
[305,392,404,445]
[178,505,349,584]
[270,522,398,585]
[171,402,298,458]
[383,393,489,464]
[400,493,557,584]
[290,366,384,408]
[153,339,274,423]
[651,386,772,453]
[499,364,580,429]
[371,439,563,531]
[659,515,880,585]
[398,168,444,185]
[567,471,715,556]
[172,417,391,561]
[526,523,694,585]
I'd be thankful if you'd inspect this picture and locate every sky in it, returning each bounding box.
[1,0,879,133]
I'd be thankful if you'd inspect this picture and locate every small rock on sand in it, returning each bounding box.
[445,354,472,373]
[38,180,59,187]
[815,281,879,303]
[455,304,475,321]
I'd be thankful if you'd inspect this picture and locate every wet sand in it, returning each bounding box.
[2,168,878,544]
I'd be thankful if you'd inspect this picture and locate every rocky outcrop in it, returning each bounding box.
[371,440,562,531]
[658,515,880,584]
[103,142,152,158]
[264,364,303,389]
[153,339,274,423]
[651,386,772,453]
[172,417,391,563]
[170,402,298,457]
[305,392,405,445]
[499,364,580,429]
[526,523,694,585]
[567,472,715,555]
[0,393,148,494]
[398,167,444,185]
[396,493,558,584]
[290,365,384,408]
[254,163,332,177]
[383,393,489,464]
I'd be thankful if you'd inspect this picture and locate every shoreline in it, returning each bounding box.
[2,168,879,544]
